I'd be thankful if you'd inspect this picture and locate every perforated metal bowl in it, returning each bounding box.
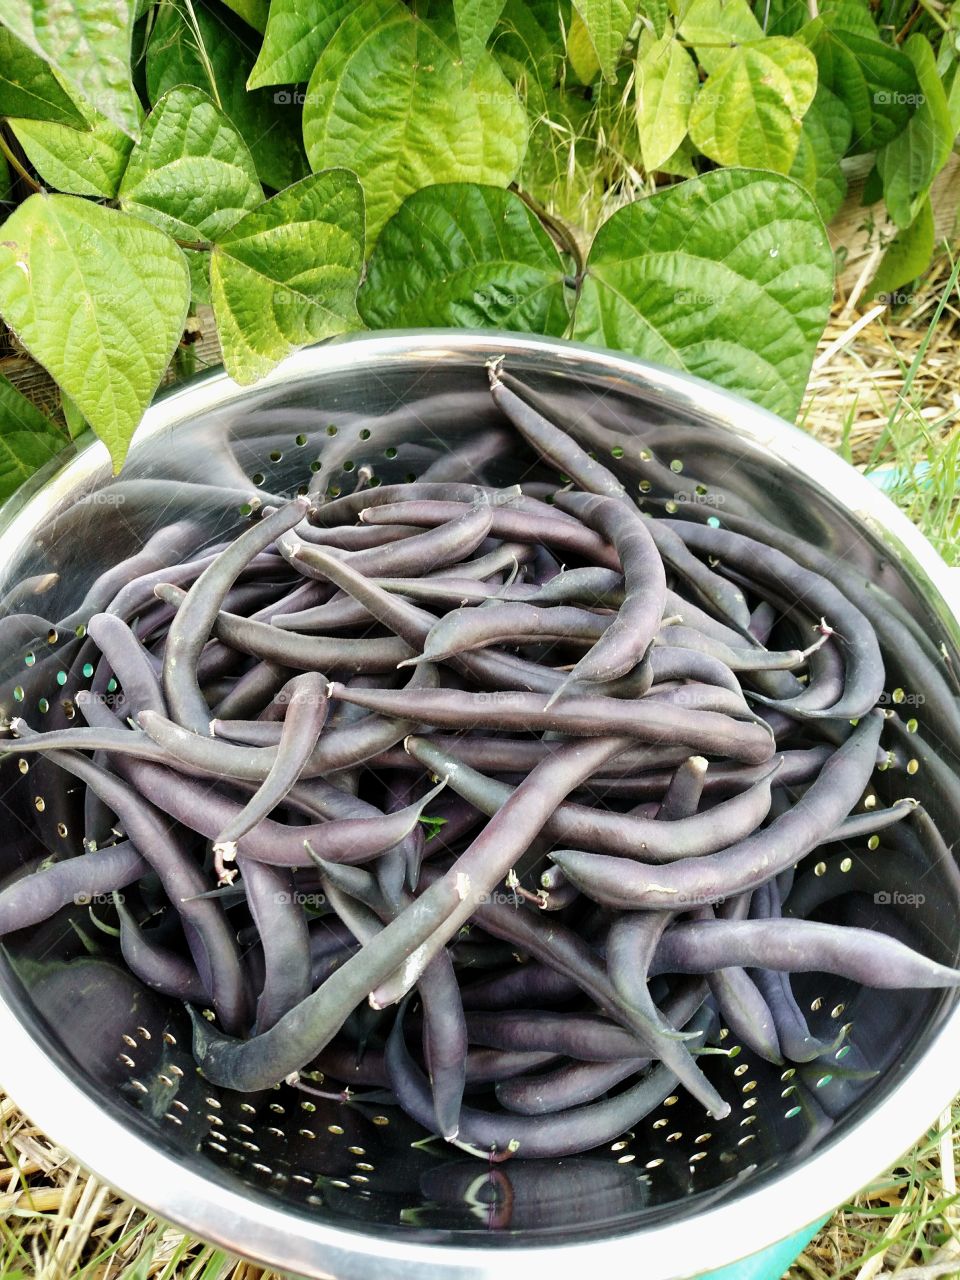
[1,331,958,1280]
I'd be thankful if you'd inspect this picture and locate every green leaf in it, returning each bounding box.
[0,151,11,200]
[59,387,88,439]
[800,9,918,152]
[677,0,763,73]
[0,26,85,126]
[639,0,669,39]
[219,0,269,33]
[573,0,638,81]
[119,87,262,242]
[9,94,135,197]
[494,0,571,91]
[0,0,140,137]
[688,37,817,173]
[0,194,190,470]
[454,0,508,75]
[570,168,834,420]
[867,195,934,303]
[145,3,307,190]
[567,8,601,82]
[247,0,353,88]
[876,34,953,228]
[210,169,364,385]
[302,0,528,245]
[760,0,808,36]
[0,373,66,502]
[359,183,568,334]
[788,82,852,221]
[635,25,698,172]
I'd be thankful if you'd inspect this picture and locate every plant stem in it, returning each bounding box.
[511,184,586,282]
[174,237,213,252]
[0,127,41,193]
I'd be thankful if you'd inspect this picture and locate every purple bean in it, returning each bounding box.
[550,712,883,907]
[405,734,780,859]
[328,685,775,763]
[0,842,146,937]
[115,898,209,1004]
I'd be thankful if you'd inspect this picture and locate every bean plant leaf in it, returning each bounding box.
[146,2,307,191]
[573,0,638,82]
[677,0,763,73]
[639,0,669,39]
[567,7,601,82]
[788,84,852,222]
[800,9,918,152]
[570,168,834,420]
[247,0,353,89]
[302,0,528,245]
[210,169,365,385]
[876,34,953,228]
[0,26,85,126]
[454,0,508,75]
[0,195,190,470]
[9,95,135,197]
[0,0,140,137]
[219,0,269,33]
[59,387,88,440]
[688,37,818,173]
[635,25,698,172]
[118,87,262,241]
[359,183,569,334]
[867,196,935,303]
[0,374,66,502]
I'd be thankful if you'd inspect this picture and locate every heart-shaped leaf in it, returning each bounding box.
[302,0,528,245]
[119,87,262,241]
[0,0,140,137]
[570,168,834,420]
[800,7,918,153]
[635,26,698,172]
[688,37,818,173]
[359,182,568,334]
[0,195,190,470]
[573,0,638,81]
[210,169,365,385]
[145,3,307,191]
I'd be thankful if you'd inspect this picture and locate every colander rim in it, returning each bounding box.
[1,328,958,1280]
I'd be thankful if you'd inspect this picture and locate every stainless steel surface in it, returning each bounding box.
[0,330,958,1280]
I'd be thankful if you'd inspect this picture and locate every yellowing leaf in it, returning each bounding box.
[689,37,818,173]
[0,195,190,470]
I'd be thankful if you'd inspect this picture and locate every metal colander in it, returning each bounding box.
[0,331,958,1280]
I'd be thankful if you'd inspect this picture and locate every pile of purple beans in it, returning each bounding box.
[1,358,958,1160]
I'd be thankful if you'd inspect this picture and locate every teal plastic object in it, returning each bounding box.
[695,1215,829,1280]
